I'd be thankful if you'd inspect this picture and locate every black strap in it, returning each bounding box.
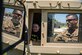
[0,0,4,55]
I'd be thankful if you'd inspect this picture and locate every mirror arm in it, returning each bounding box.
[2,39,23,54]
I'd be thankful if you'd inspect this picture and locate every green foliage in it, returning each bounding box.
[3,52,7,55]
[53,19,66,28]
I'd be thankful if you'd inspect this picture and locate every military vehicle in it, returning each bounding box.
[2,0,82,55]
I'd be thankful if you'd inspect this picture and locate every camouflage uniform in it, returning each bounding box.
[3,17,14,32]
[11,17,22,35]
[31,34,39,41]
[3,16,22,36]
[54,28,78,43]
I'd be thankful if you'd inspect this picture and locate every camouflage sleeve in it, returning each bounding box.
[54,30,70,42]
[3,18,14,29]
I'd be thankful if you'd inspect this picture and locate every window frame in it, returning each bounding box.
[41,9,82,46]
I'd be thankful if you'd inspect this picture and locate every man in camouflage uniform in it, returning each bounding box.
[3,10,23,36]
[11,10,23,36]
[54,14,78,43]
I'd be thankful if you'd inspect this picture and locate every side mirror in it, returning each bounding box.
[2,0,27,54]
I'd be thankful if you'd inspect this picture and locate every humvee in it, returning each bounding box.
[2,0,82,55]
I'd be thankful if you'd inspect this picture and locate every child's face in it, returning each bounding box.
[33,24,40,32]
